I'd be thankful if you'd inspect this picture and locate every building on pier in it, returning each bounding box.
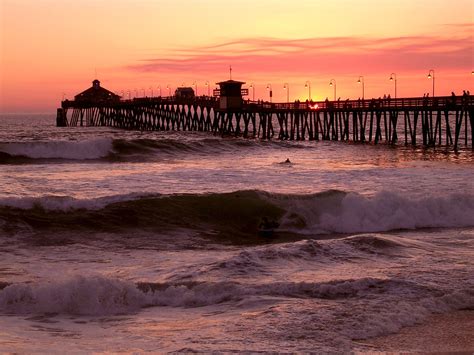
[74,79,120,103]
[175,87,195,100]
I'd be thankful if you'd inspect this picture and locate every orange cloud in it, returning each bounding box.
[127,34,473,77]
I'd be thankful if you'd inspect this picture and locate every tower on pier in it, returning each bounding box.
[214,80,248,110]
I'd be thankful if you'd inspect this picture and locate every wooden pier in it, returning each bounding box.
[57,80,473,151]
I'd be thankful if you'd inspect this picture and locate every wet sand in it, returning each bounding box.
[355,310,474,353]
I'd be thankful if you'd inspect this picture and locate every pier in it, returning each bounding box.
[57,80,474,151]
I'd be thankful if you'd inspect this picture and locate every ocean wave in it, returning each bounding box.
[0,137,303,163]
[1,275,472,318]
[0,191,283,238]
[0,138,114,161]
[274,190,474,234]
[0,276,244,315]
[0,190,473,235]
[0,193,146,211]
[0,276,147,315]
[214,236,408,273]
[109,137,291,161]
[0,137,212,163]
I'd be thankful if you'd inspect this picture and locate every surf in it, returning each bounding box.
[1,190,473,238]
[0,138,114,162]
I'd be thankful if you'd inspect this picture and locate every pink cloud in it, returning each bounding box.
[126,34,473,77]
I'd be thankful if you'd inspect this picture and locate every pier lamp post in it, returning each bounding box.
[266,84,272,103]
[149,87,153,97]
[158,85,162,97]
[193,82,198,96]
[166,85,171,97]
[205,81,210,96]
[389,73,397,99]
[304,81,312,100]
[142,88,146,97]
[329,79,336,101]
[283,83,289,103]
[427,70,435,97]
[134,89,139,98]
[357,76,365,100]
[249,83,255,101]
[127,90,131,100]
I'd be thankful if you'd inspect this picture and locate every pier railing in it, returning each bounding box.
[62,95,471,111]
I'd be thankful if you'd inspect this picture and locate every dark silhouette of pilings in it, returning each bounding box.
[57,95,473,151]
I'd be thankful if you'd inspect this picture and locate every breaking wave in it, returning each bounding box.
[0,138,114,162]
[275,189,474,234]
[0,190,473,236]
[0,275,472,333]
[0,137,305,163]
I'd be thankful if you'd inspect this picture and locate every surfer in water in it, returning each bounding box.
[258,217,280,238]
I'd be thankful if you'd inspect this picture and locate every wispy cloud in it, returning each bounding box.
[127,34,473,77]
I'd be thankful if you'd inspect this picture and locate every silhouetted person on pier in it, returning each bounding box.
[423,94,429,106]
[325,98,330,109]
[451,92,457,106]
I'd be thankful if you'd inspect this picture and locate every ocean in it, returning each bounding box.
[0,113,473,352]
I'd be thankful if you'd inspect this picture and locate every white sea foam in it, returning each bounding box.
[0,138,114,160]
[0,276,241,315]
[279,190,474,234]
[0,276,147,315]
[0,193,152,211]
[1,275,472,319]
[341,287,474,340]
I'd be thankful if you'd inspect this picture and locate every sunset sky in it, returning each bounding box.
[1,0,473,112]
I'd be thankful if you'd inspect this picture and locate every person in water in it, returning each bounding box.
[259,217,271,230]
[259,217,279,230]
